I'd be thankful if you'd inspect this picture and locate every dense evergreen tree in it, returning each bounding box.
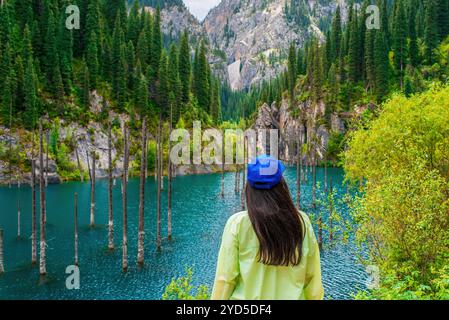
[193,41,211,111]
[330,6,342,62]
[178,31,191,104]
[392,0,408,88]
[288,44,297,102]
[424,0,439,64]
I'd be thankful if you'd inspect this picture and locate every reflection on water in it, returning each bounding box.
[0,167,366,300]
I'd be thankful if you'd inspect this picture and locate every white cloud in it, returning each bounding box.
[183,0,221,21]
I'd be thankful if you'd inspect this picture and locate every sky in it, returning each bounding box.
[183,0,221,21]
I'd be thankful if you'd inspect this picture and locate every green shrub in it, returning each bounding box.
[162,268,210,300]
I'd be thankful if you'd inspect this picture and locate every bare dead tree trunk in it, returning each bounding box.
[17,200,21,238]
[234,165,239,194]
[74,137,83,182]
[39,120,47,275]
[86,148,92,181]
[31,158,37,264]
[329,176,334,241]
[318,216,323,250]
[221,131,225,198]
[241,137,247,209]
[154,155,157,181]
[156,115,162,250]
[324,159,328,194]
[8,100,12,188]
[74,193,79,266]
[90,150,96,228]
[108,121,114,250]
[16,129,21,188]
[137,118,147,265]
[296,137,301,210]
[45,131,49,187]
[160,124,164,192]
[168,104,173,241]
[312,153,317,210]
[0,229,4,274]
[122,125,129,272]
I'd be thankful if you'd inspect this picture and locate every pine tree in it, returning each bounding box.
[81,63,90,108]
[104,0,127,31]
[424,0,439,64]
[157,51,169,115]
[331,6,342,62]
[374,31,390,102]
[136,74,148,116]
[365,29,375,91]
[24,57,38,129]
[348,11,360,83]
[86,32,99,89]
[393,0,408,88]
[151,7,162,81]
[437,0,449,40]
[116,43,127,109]
[127,0,142,46]
[178,31,191,104]
[408,3,420,67]
[379,0,390,48]
[194,41,211,111]
[288,43,297,102]
[168,44,181,120]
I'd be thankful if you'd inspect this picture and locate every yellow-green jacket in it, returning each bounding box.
[211,211,324,300]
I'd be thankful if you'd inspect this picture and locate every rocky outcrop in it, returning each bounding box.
[253,97,346,163]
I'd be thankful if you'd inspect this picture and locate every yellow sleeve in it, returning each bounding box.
[304,227,325,300]
[211,216,240,300]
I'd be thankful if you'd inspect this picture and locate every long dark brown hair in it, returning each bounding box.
[245,178,305,267]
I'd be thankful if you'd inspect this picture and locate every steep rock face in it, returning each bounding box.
[253,97,346,162]
[145,4,205,41]
[204,0,345,89]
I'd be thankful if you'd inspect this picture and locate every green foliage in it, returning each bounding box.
[345,86,449,300]
[162,267,210,300]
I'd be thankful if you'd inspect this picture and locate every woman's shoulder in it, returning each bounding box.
[298,211,312,225]
[226,211,250,226]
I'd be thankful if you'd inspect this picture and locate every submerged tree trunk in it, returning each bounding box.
[8,100,12,188]
[168,104,173,241]
[241,138,247,209]
[74,136,83,182]
[318,216,323,250]
[324,160,328,194]
[17,200,21,238]
[137,118,147,265]
[329,176,334,241]
[74,193,79,266]
[221,132,225,198]
[296,137,301,210]
[39,120,47,275]
[31,159,37,264]
[312,154,317,210]
[16,129,21,188]
[156,115,162,250]
[45,131,49,187]
[90,150,96,228]
[122,125,129,272]
[108,121,114,250]
[0,229,4,274]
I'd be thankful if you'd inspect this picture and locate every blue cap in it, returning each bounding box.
[247,155,286,190]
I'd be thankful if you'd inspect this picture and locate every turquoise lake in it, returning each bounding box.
[0,167,367,300]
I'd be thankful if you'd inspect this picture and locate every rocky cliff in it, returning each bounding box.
[146,0,350,89]
[204,0,347,89]
[253,96,346,163]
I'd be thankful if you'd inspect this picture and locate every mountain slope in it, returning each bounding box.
[204,0,346,89]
